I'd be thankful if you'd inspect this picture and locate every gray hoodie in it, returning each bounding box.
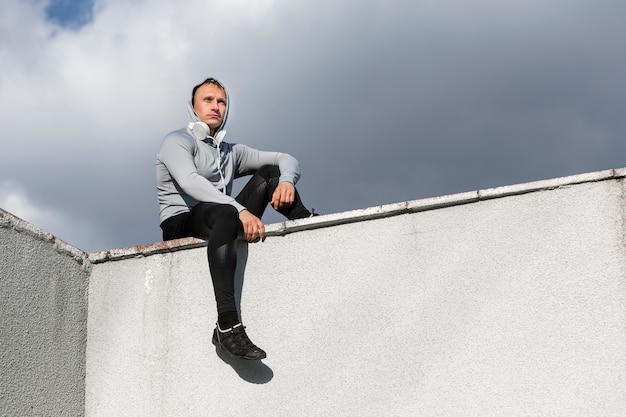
[155,80,301,224]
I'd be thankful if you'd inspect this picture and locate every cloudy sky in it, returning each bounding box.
[1,0,625,253]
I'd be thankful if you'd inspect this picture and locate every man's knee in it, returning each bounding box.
[207,204,239,226]
[194,203,239,228]
[199,203,240,242]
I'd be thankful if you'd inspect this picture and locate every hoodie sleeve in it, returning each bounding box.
[158,133,246,212]
[233,144,301,185]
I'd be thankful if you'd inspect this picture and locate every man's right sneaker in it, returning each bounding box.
[212,323,267,360]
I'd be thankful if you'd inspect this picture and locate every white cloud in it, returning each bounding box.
[0,0,281,158]
[0,180,54,227]
[0,180,98,250]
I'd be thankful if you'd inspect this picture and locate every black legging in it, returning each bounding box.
[161,165,311,328]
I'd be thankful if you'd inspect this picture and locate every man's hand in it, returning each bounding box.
[239,209,265,242]
[271,181,296,210]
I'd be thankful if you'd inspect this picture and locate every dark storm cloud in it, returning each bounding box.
[230,0,626,216]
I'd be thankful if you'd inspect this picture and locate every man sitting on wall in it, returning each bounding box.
[155,77,315,360]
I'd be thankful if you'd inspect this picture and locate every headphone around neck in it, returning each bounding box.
[187,120,227,147]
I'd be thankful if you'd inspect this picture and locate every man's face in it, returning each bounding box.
[193,83,227,134]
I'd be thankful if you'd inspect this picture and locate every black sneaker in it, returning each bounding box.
[212,323,267,360]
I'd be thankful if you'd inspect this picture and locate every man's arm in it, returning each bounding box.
[234,145,301,210]
[233,144,301,185]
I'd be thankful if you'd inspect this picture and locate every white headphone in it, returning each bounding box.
[188,120,210,141]
[187,121,227,148]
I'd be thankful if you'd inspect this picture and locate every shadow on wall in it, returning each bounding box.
[214,346,274,384]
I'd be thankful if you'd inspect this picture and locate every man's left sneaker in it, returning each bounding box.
[212,323,267,360]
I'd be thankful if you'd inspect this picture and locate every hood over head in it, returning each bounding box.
[187,77,229,146]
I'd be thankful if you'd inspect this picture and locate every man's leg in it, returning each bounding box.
[187,203,240,328]
[186,202,266,360]
[236,165,312,220]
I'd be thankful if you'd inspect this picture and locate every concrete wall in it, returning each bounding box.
[0,209,89,417]
[85,169,626,417]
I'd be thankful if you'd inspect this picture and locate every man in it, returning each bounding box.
[156,77,314,360]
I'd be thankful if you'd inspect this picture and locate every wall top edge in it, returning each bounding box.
[0,208,88,265]
[86,166,626,264]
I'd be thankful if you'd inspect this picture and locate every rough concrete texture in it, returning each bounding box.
[0,209,89,417]
[85,170,626,417]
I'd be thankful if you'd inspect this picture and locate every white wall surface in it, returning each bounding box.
[0,209,89,417]
[85,170,626,417]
